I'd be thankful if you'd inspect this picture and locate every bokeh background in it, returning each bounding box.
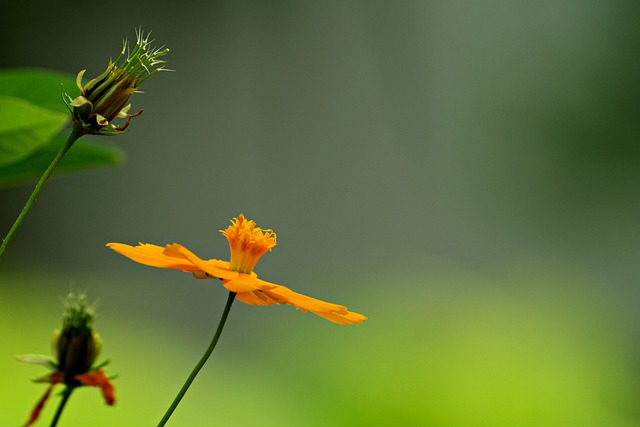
[2,1,640,426]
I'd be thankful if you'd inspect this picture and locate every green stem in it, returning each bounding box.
[157,291,237,427]
[49,386,75,427]
[0,127,83,263]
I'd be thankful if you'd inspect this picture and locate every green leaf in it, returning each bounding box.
[0,67,79,113]
[0,68,125,187]
[0,134,125,188]
[0,95,68,166]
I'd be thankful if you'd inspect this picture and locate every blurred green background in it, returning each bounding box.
[2,1,640,426]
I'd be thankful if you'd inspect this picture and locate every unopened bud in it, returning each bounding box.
[54,292,101,381]
[65,28,170,136]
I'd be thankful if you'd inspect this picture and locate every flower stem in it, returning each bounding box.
[0,127,83,263]
[157,291,237,427]
[49,386,75,427]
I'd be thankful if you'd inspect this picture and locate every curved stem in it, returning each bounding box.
[157,291,237,427]
[49,386,75,427]
[0,127,83,263]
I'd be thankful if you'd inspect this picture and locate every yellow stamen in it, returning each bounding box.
[220,214,276,274]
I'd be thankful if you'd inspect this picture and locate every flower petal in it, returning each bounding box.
[263,286,368,324]
[75,370,116,406]
[168,244,239,280]
[222,275,277,293]
[75,69,87,92]
[116,103,132,118]
[107,243,201,272]
[23,384,55,427]
[16,354,57,370]
[95,114,109,126]
[236,290,283,306]
[22,373,63,427]
[310,310,369,325]
[69,95,91,108]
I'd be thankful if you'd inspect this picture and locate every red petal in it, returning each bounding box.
[23,385,53,426]
[75,370,116,406]
[24,384,55,427]
[22,372,63,427]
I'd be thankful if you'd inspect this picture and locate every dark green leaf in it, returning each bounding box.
[0,95,68,166]
[0,68,126,187]
[0,67,79,113]
[0,134,125,188]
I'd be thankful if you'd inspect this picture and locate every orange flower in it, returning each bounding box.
[107,214,367,324]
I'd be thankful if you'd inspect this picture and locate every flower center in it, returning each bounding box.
[221,214,277,274]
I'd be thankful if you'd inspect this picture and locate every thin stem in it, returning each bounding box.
[49,386,75,427]
[157,291,237,427]
[0,127,83,263]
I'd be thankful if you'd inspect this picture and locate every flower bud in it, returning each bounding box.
[18,292,116,426]
[54,292,100,381]
[56,328,101,380]
[65,29,170,135]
